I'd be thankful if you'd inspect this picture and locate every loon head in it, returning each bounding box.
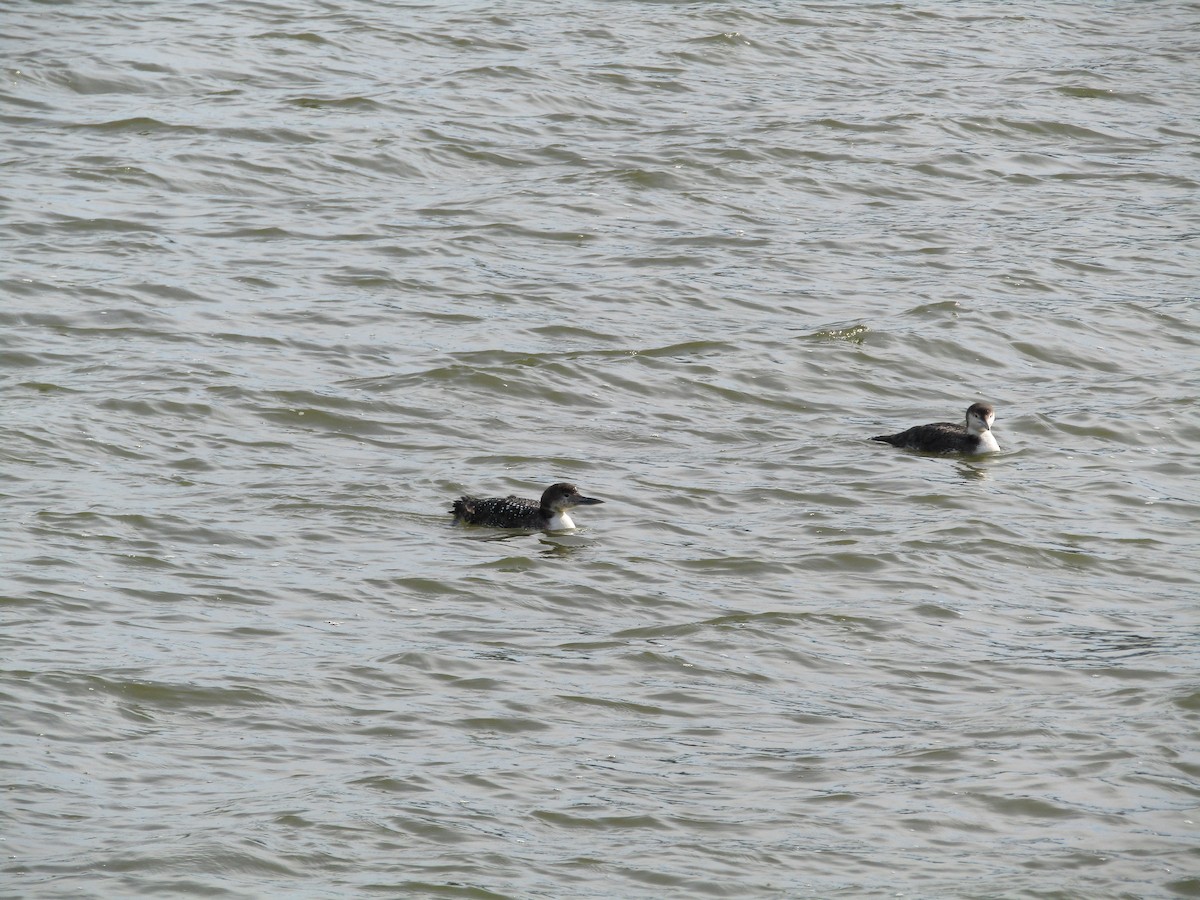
[965,402,996,435]
[540,482,603,512]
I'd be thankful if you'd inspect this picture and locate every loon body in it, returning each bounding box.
[872,402,1000,454]
[451,482,604,530]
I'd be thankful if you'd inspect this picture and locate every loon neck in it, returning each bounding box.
[545,510,576,530]
[976,430,1000,452]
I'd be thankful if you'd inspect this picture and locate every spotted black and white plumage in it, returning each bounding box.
[451,482,604,530]
[872,402,1000,454]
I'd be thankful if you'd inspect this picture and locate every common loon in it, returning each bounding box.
[451,482,604,530]
[871,402,1000,454]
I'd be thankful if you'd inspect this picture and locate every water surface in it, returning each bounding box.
[3,2,1199,897]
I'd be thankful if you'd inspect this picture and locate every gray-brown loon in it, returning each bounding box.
[451,482,604,530]
[872,402,1000,454]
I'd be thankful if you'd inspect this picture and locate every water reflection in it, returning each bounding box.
[954,460,991,482]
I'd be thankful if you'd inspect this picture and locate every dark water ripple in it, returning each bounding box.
[4,1,1200,898]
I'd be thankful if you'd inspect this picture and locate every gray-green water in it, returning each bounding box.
[3,2,1199,897]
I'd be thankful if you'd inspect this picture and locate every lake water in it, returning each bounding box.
[3,2,1199,897]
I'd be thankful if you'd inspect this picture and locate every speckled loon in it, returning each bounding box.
[871,402,1000,454]
[451,482,604,530]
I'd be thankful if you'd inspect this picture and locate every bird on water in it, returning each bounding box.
[871,402,1000,454]
[451,482,604,530]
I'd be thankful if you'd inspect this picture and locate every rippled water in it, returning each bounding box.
[4,2,1199,897]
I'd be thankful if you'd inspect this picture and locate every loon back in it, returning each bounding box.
[872,422,984,453]
[452,494,547,529]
